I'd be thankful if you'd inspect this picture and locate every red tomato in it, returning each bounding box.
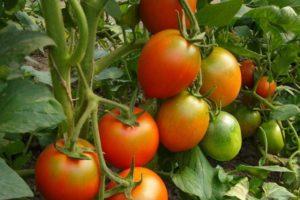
[138,30,200,98]
[98,107,159,169]
[200,47,241,107]
[107,167,168,200]
[240,59,255,88]
[156,92,210,152]
[35,139,100,200]
[139,0,197,33]
[256,76,276,98]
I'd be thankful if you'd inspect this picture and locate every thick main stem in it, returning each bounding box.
[41,0,74,138]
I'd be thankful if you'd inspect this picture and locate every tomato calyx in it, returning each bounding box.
[54,142,94,160]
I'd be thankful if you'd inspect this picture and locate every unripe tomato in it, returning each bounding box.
[35,139,100,200]
[234,106,262,138]
[156,92,210,152]
[200,111,242,161]
[240,59,255,88]
[108,167,168,200]
[139,0,197,33]
[256,76,276,98]
[257,120,284,154]
[98,107,159,169]
[200,47,241,107]
[138,30,200,98]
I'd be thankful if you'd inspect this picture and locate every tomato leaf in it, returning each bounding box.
[0,158,33,199]
[0,30,55,68]
[262,182,296,200]
[105,0,122,20]
[225,177,249,200]
[0,79,65,134]
[271,104,300,120]
[219,43,264,60]
[196,0,243,26]
[21,65,52,86]
[237,164,293,176]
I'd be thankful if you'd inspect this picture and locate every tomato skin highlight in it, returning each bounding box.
[257,120,284,154]
[234,106,262,138]
[98,107,159,169]
[108,167,168,200]
[256,76,276,98]
[138,30,201,98]
[200,47,241,107]
[200,111,242,161]
[35,139,100,200]
[156,92,210,152]
[139,0,197,33]
[240,59,255,88]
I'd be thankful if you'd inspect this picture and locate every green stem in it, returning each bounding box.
[41,0,74,139]
[94,40,146,74]
[91,110,130,193]
[23,133,34,155]
[287,120,300,151]
[68,0,89,65]
[178,0,200,38]
[95,96,131,118]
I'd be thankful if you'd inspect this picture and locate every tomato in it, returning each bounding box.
[257,120,284,154]
[108,167,168,200]
[138,30,200,98]
[234,106,262,138]
[200,111,242,161]
[240,59,255,88]
[156,92,209,152]
[139,0,197,33]
[98,107,159,169]
[200,47,241,107]
[256,76,276,98]
[35,139,100,200]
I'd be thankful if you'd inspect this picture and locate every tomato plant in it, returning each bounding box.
[240,59,255,88]
[256,76,277,98]
[107,167,168,200]
[156,91,209,152]
[138,29,200,98]
[35,139,100,200]
[200,47,241,107]
[257,120,284,154]
[98,107,159,169]
[200,111,242,161]
[139,0,197,33]
[234,106,262,138]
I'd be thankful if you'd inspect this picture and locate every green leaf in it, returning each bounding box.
[0,30,55,68]
[271,104,300,120]
[262,182,296,200]
[118,4,140,28]
[21,65,52,86]
[237,164,293,178]
[15,11,40,31]
[225,178,249,200]
[3,140,25,156]
[105,0,122,20]
[95,67,124,81]
[197,0,243,26]
[0,158,33,199]
[0,79,65,134]
[0,80,7,93]
[172,167,205,198]
[3,0,25,15]
[219,43,264,60]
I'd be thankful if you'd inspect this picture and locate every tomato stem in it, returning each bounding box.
[178,0,200,38]
[67,0,89,66]
[287,120,300,151]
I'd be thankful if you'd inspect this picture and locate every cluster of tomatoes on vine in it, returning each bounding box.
[33,1,283,200]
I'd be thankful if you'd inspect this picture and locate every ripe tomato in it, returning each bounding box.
[234,106,261,138]
[200,47,241,107]
[139,0,197,33]
[240,59,255,88]
[200,111,242,161]
[35,139,100,200]
[257,120,284,154]
[108,167,168,200]
[156,92,210,152]
[98,107,159,169]
[138,29,200,98]
[256,76,276,98]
